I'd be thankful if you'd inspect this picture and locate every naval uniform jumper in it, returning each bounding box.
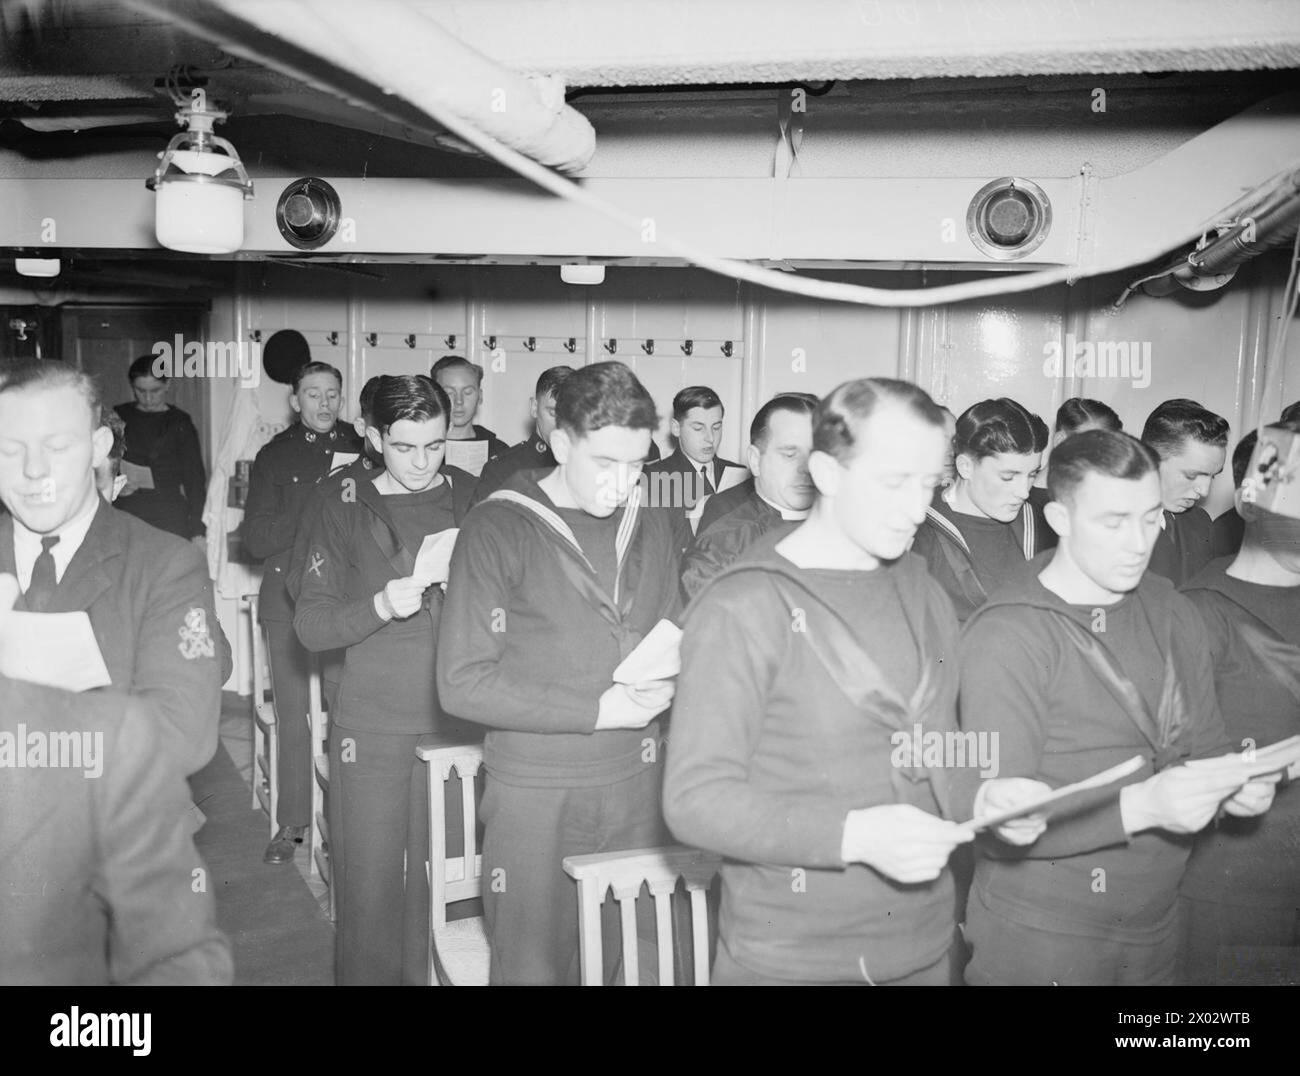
[436,468,681,985]
[664,533,960,985]
[243,421,363,830]
[0,674,232,985]
[910,490,1046,624]
[293,466,476,985]
[113,402,208,540]
[285,453,385,712]
[472,433,659,508]
[1179,558,1300,983]
[953,557,1232,985]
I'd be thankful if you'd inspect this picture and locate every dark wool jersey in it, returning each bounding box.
[1181,558,1300,907]
[436,469,681,789]
[665,531,959,983]
[294,469,475,734]
[953,557,1232,942]
[930,496,1033,598]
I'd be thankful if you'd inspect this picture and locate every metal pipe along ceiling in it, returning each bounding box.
[1189,169,1300,275]
[124,0,597,174]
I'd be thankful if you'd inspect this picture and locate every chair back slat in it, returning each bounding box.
[561,845,721,986]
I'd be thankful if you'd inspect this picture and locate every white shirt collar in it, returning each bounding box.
[756,487,811,522]
[13,494,102,592]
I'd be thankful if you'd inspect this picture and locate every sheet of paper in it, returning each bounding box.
[445,440,490,477]
[412,529,459,586]
[0,609,112,692]
[1183,735,1300,781]
[612,619,683,685]
[960,754,1145,834]
[120,460,155,491]
[330,451,359,473]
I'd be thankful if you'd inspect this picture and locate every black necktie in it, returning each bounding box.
[26,535,60,612]
[700,465,715,494]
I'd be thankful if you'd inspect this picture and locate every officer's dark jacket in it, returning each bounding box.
[243,421,364,622]
[0,498,224,776]
[0,674,232,984]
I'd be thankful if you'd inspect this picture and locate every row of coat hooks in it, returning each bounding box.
[252,329,741,357]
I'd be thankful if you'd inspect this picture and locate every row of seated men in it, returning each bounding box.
[2,350,1297,985]
[246,349,1299,986]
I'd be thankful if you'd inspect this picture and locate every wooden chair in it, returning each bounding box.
[243,593,278,838]
[415,740,488,986]
[306,660,335,921]
[562,845,721,986]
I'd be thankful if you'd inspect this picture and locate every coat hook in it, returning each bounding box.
[721,340,734,357]
[484,335,497,351]
[249,329,262,343]
[641,338,654,356]
[405,334,417,349]
[365,332,378,347]
[524,336,537,352]
[443,334,457,349]
[563,337,577,353]
[327,331,339,346]
[680,339,693,356]
[604,338,618,355]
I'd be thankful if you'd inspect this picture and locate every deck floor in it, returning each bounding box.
[190,692,334,986]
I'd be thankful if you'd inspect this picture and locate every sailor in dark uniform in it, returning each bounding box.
[243,361,363,864]
[113,354,208,544]
[1141,398,1228,586]
[911,397,1051,624]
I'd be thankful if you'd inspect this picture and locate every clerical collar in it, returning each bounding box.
[756,488,810,521]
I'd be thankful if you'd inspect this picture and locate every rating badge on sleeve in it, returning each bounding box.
[178,607,216,660]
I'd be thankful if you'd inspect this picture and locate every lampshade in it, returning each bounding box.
[146,90,254,255]
[14,257,60,278]
[154,149,248,254]
[560,263,605,285]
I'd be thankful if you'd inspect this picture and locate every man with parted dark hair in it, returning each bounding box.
[680,392,818,601]
[437,360,682,985]
[244,358,364,864]
[1140,398,1229,585]
[0,361,223,777]
[641,384,745,551]
[954,429,1276,985]
[911,397,1051,622]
